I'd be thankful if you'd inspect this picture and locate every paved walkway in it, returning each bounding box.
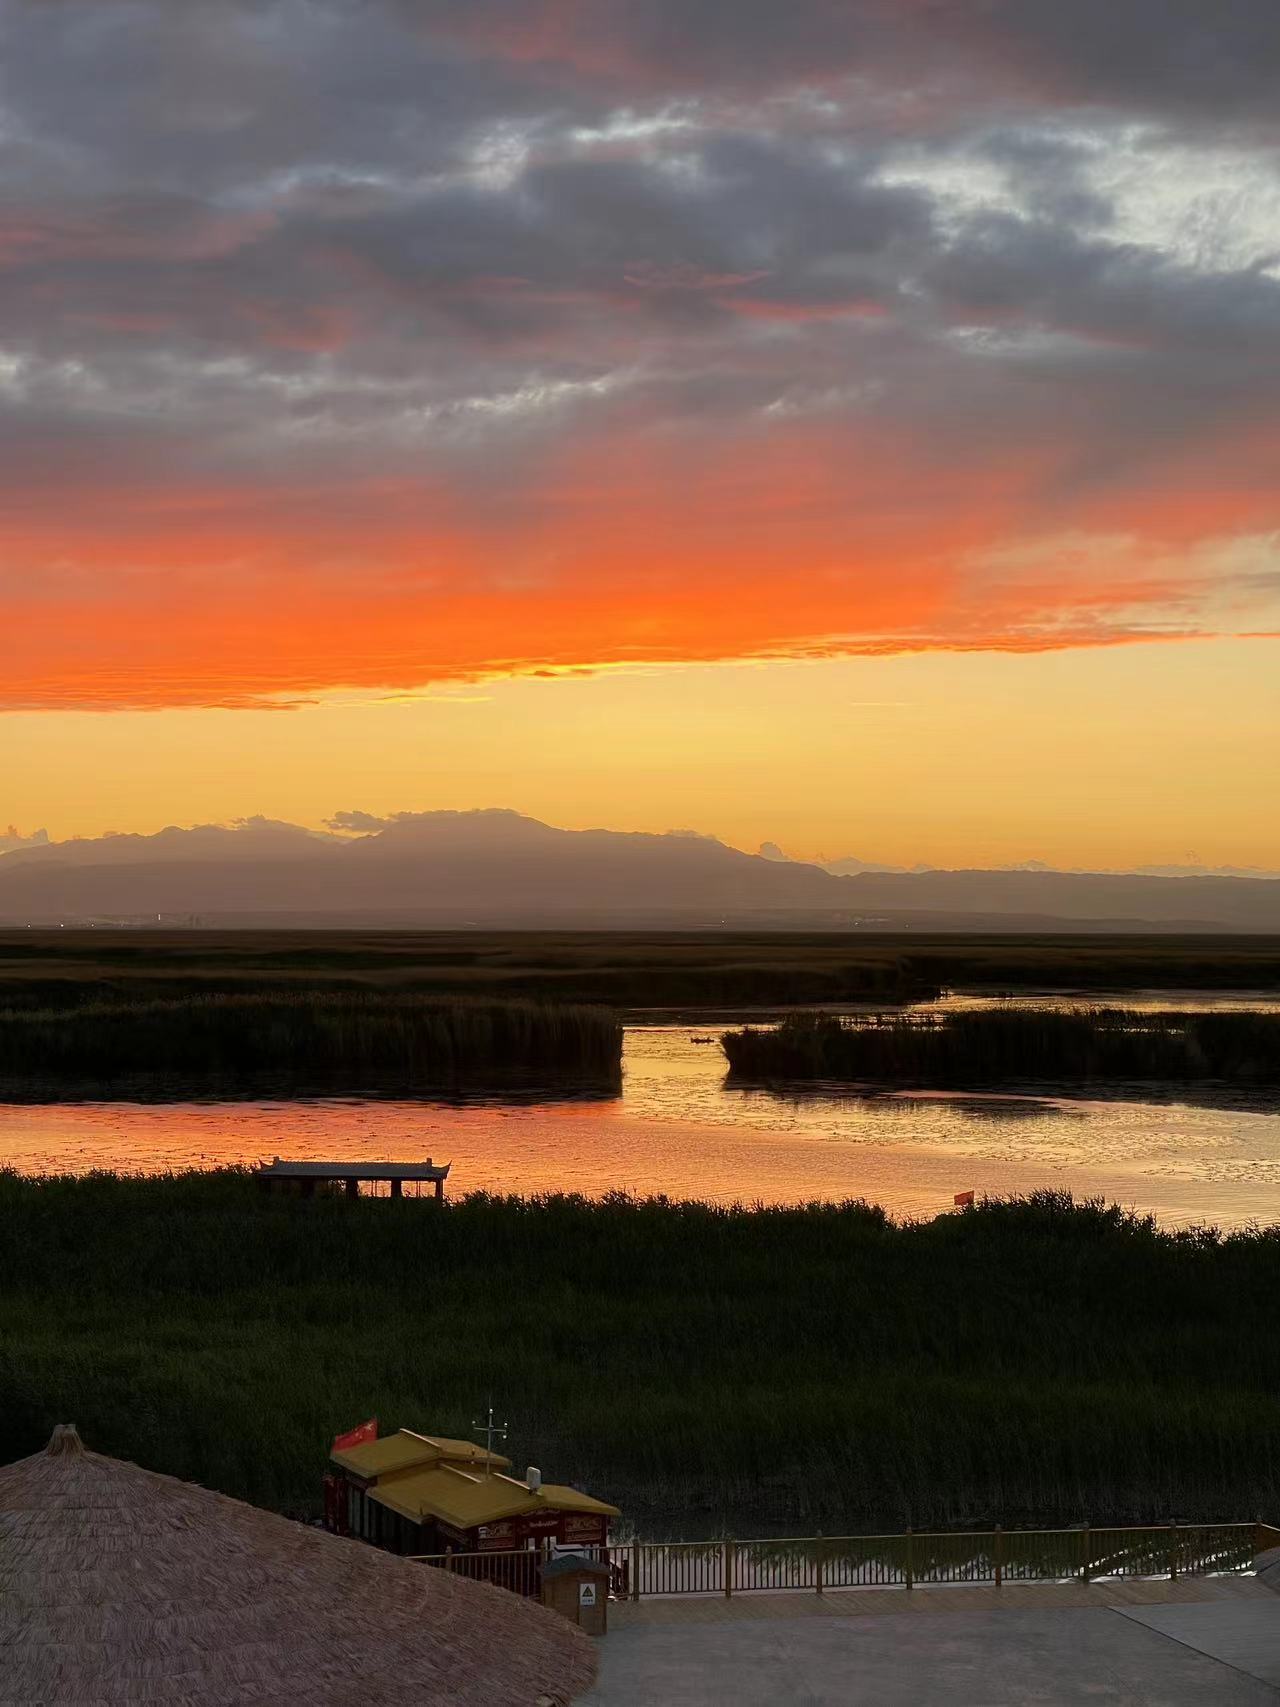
[1119,1599,1280,1690]
[584,1577,1280,1704]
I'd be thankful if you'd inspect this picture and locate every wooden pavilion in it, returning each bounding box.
[257,1157,451,1199]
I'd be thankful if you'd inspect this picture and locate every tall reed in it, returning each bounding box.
[722,1008,1280,1086]
[0,1174,1277,1536]
[0,993,622,1092]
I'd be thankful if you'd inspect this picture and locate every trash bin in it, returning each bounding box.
[540,1554,611,1636]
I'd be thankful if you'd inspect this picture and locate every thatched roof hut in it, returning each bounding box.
[0,1425,597,1705]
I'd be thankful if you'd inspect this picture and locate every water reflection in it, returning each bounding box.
[0,1009,1277,1230]
[0,1073,621,1108]
[730,1085,1083,1121]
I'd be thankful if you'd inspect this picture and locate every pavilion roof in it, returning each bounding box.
[258,1158,450,1181]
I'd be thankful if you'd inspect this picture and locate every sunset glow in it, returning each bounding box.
[3,1,1279,862]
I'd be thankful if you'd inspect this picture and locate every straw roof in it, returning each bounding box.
[0,1425,597,1705]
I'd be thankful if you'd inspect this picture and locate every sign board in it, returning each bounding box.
[578,1581,597,1608]
[563,1514,606,1544]
[522,1511,562,1538]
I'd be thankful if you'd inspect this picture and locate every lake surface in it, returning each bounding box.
[3,993,1279,1229]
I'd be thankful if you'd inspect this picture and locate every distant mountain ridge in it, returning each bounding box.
[758,840,1280,883]
[2,810,1279,931]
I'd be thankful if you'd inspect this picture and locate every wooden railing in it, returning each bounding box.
[411,1522,1268,1603]
[412,1547,546,1598]
[627,1522,1265,1598]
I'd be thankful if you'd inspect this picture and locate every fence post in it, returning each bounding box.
[631,1539,640,1602]
[1169,1522,1178,1582]
[816,1535,825,1597]
[724,1538,733,1599]
[905,1527,914,1592]
[994,1525,1003,1589]
[1081,1523,1091,1585]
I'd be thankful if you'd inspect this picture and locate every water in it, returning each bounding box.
[2,993,1278,1229]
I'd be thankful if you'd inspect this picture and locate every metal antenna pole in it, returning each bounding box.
[472,1398,508,1478]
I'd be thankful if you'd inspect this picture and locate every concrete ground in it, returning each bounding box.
[582,1578,1279,1705]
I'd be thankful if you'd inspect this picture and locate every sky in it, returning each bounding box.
[2,1,1279,867]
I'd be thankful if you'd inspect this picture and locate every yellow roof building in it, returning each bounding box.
[331,1429,510,1484]
[328,1427,619,1550]
[370,1464,619,1531]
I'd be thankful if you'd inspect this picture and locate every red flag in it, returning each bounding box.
[333,1418,377,1452]
[953,1190,975,1208]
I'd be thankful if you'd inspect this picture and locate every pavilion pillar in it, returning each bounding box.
[434,1177,444,1202]
[345,1179,359,1200]
[390,1178,403,1199]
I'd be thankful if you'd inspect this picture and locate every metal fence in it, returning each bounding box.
[414,1522,1271,1602]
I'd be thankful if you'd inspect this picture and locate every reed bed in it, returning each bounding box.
[722,1008,1280,1087]
[1,1176,1278,1536]
[6,930,1280,1016]
[0,931,939,1011]
[0,992,621,1093]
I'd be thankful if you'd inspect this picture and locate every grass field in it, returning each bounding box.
[2,1175,1277,1537]
[723,1009,1280,1089]
[3,929,1280,1014]
[0,992,621,1098]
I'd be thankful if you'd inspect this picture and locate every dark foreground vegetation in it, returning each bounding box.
[723,1009,1280,1090]
[5,929,1280,1015]
[0,993,621,1097]
[1,1174,1278,1535]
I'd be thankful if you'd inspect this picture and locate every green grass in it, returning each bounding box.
[1,1174,1278,1537]
[723,1009,1280,1088]
[0,993,621,1096]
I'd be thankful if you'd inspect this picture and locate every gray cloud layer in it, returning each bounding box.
[2,0,1279,703]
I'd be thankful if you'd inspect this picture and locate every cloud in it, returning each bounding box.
[2,0,1279,708]
[437,0,1280,124]
[325,810,391,833]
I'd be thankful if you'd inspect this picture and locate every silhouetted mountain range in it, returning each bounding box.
[2,810,1278,931]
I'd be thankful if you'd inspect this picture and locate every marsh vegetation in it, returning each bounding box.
[0,993,622,1098]
[723,1008,1280,1091]
[1,1175,1277,1535]
[4,929,1280,1017]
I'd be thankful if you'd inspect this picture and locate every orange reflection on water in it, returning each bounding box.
[3,1027,1280,1229]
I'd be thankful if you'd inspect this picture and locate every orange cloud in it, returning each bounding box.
[4,409,1267,711]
